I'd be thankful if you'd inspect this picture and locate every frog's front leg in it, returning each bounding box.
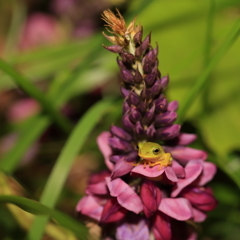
[149,153,172,170]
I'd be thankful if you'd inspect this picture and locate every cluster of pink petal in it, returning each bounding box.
[77,131,217,240]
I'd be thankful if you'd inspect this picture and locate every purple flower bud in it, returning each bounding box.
[127,91,140,105]
[142,103,155,125]
[145,79,162,99]
[143,59,155,74]
[138,100,148,113]
[154,111,178,127]
[160,75,169,90]
[110,125,132,141]
[168,100,179,112]
[117,58,127,70]
[134,121,144,135]
[125,150,138,162]
[140,180,162,218]
[100,198,127,224]
[134,67,143,83]
[141,33,151,53]
[130,105,142,123]
[154,95,168,113]
[145,48,157,63]
[135,46,142,58]
[133,31,143,44]
[110,155,124,163]
[122,113,135,131]
[121,69,135,84]
[108,137,133,152]
[103,44,122,53]
[120,87,130,98]
[120,52,135,65]
[145,123,157,139]
[144,68,157,86]
[157,124,181,140]
[122,100,130,113]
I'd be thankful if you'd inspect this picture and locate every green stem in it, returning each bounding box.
[177,17,240,123]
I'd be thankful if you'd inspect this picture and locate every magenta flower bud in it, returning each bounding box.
[134,121,144,135]
[120,87,130,98]
[140,180,162,218]
[181,187,217,212]
[121,69,135,84]
[155,111,178,127]
[145,123,156,139]
[154,95,168,113]
[122,113,135,131]
[168,100,179,112]
[103,44,122,53]
[134,67,143,83]
[108,137,133,152]
[100,197,127,224]
[133,31,143,44]
[153,212,171,240]
[157,124,181,140]
[160,75,169,90]
[127,91,140,105]
[130,105,142,123]
[120,52,135,65]
[141,33,151,53]
[142,103,155,125]
[110,125,132,141]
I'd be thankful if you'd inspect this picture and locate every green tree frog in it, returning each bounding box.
[134,142,172,170]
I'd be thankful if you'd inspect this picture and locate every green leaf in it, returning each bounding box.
[28,98,114,240]
[0,59,71,133]
[0,195,88,239]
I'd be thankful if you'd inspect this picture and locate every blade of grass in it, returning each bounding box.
[0,59,71,133]
[177,17,240,123]
[0,195,88,239]
[0,116,50,173]
[28,98,114,240]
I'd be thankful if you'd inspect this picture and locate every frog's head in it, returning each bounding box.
[137,142,164,160]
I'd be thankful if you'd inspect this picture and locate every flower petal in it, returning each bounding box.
[140,180,162,218]
[177,133,197,145]
[116,218,150,240]
[106,177,143,214]
[171,160,185,178]
[164,166,178,182]
[131,165,165,178]
[164,146,207,165]
[198,162,217,186]
[159,198,193,221]
[100,197,126,224]
[171,160,203,197]
[111,159,134,179]
[192,207,207,222]
[153,212,171,240]
[97,131,114,171]
[76,195,103,221]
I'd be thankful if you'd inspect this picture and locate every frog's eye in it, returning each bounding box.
[152,148,161,155]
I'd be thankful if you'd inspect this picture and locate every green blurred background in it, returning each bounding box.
[0,0,240,239]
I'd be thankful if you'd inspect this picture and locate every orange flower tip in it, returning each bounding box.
[102,9,126,37]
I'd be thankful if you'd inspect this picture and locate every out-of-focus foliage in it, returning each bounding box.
[0,0,239,239]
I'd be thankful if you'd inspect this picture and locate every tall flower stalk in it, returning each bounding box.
[77,9,217,240]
